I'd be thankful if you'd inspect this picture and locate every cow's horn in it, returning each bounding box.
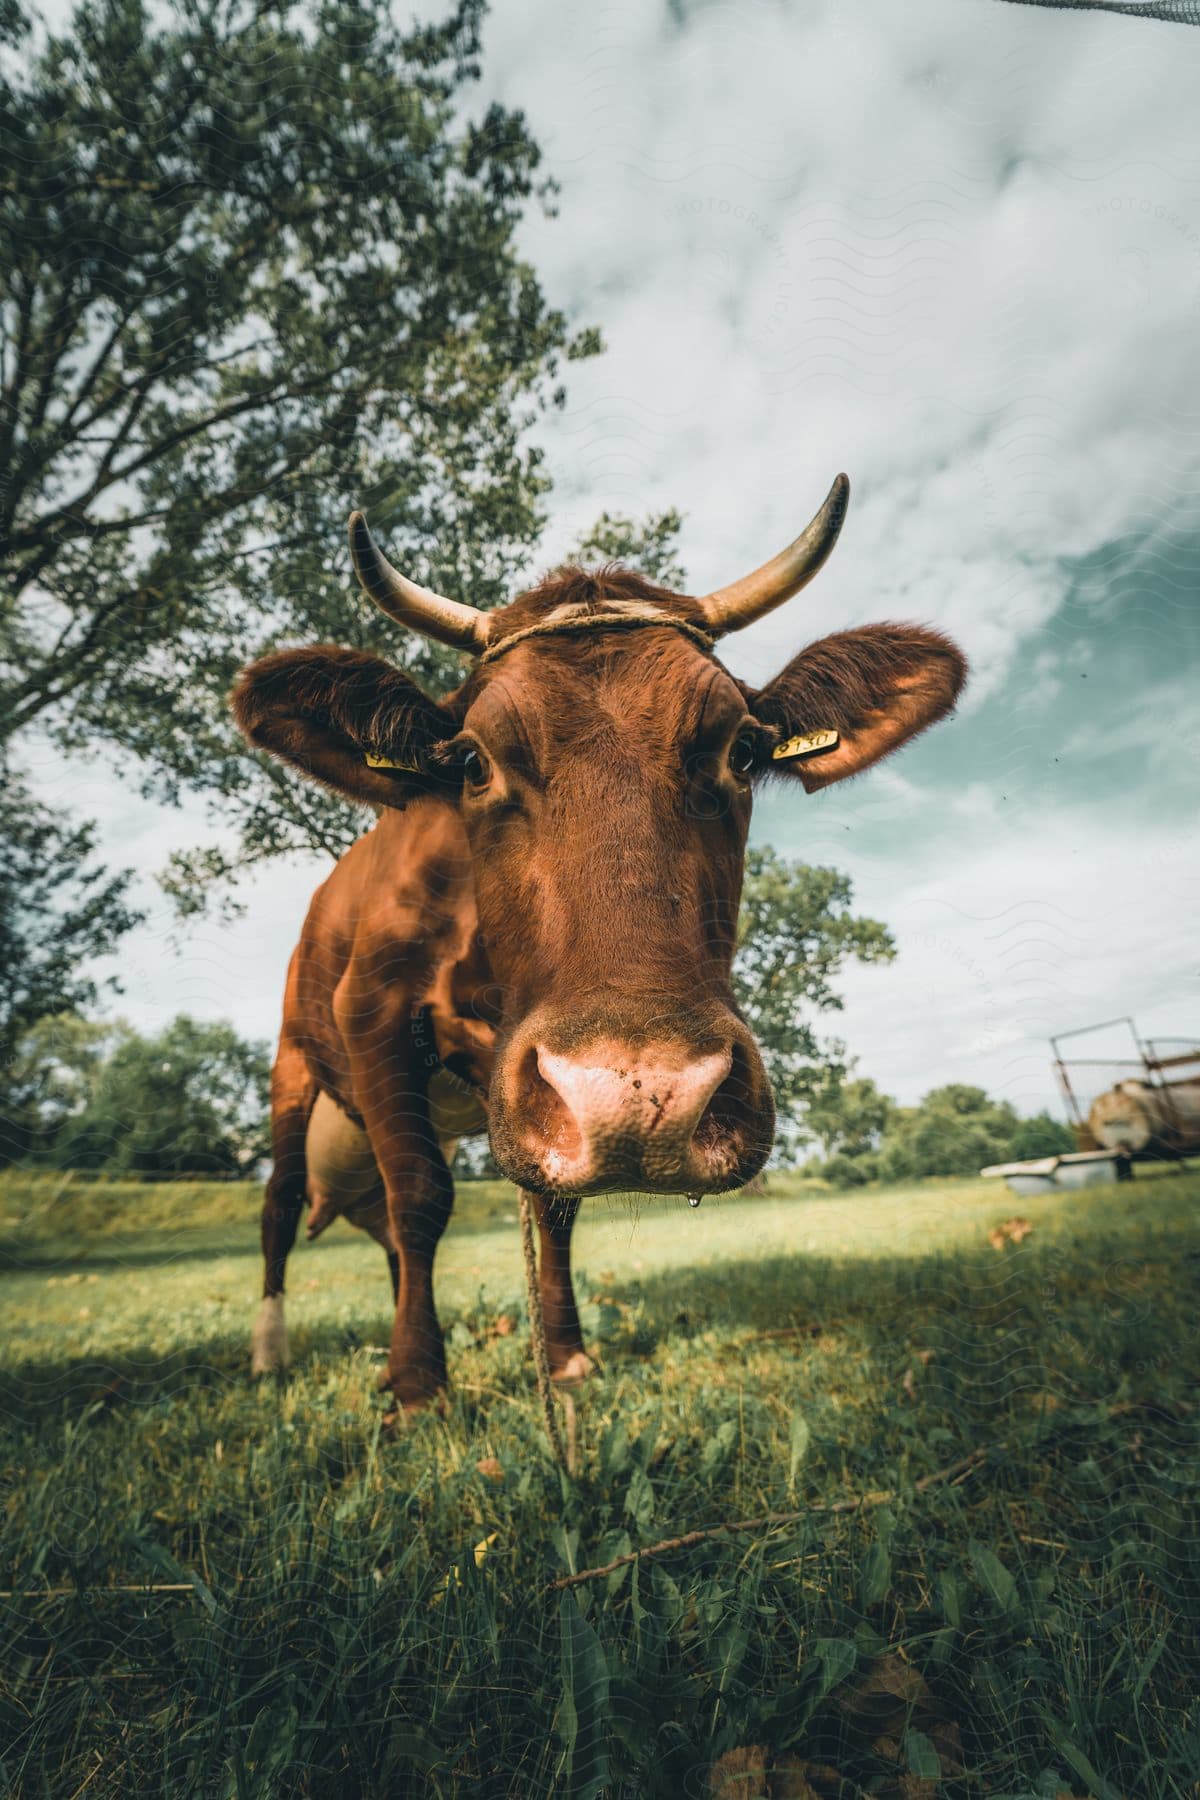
[348,512,490,653]
[696,474,850,635]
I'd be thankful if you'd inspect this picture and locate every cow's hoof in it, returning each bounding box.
[381,1390,448,1432]
[550,1350,598,1388]
[250,1296,289,1376]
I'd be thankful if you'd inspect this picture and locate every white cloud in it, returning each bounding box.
[483,0,1200,703]
[795,788,1199,1113]
[1062,670,1200,776]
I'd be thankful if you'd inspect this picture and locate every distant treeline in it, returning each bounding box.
[798,1077,1074,1187]
[2,1013,1073,1187]
[0,1014,270,1178]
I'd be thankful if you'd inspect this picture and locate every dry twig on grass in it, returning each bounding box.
[1,1583,199,1600]
[547,1447,990,1591]
[747,1320,843,1342]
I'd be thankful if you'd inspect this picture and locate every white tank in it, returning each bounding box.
[1088,1079,1200,1156]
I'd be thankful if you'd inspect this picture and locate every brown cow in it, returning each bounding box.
[232,475,966,1408]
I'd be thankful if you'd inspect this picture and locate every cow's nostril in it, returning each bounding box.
[693,1037,754,1152]
[526,1045,583,1162]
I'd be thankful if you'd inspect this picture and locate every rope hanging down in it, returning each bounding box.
[518,1189,577,1473]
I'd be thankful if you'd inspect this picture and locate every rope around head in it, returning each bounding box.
[479,609,716,666]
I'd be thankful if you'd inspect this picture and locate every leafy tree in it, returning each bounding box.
[1,0,599,911]
[51,1015,270,1176]
[732,848,896,1155]
[808,1083,1078,1187]
[1007,1109,1076,1162]
[565,508,687,588]
[875,1083,1074,1182]
[815,1150,881,1189]
[0,766,142,1133]
[877,1084,1005,1181]
[802,1073,895,1160]
[0,1011,111,1165]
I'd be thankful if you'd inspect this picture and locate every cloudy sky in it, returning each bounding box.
[59,0,1200,1120]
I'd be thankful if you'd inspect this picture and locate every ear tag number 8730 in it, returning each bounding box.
[771,728,840,762]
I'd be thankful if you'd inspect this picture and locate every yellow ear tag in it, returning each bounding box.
[771,728,840,762]
[363,750,421,773]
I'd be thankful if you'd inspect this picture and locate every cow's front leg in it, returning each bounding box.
[529,1190,593,1387]
[341,1010,455,1408]
[358,1138,451,1410]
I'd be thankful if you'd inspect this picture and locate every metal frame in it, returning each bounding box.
[1050,1016,1200,1162]
[1050,1016,1142,1135]
[1142,1039,1200,1149]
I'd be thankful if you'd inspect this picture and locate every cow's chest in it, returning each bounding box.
[427,1066,489,1140]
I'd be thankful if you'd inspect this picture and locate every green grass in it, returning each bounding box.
[1,1166,1198,1797]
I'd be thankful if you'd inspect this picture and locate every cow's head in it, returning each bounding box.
[233,476,966,1197]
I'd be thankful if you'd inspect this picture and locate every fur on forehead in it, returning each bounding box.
[450,571,739,757]
[446,563,725,735]
[464,644,742,784]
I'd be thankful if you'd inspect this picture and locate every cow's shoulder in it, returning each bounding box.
[313,798,473,1014]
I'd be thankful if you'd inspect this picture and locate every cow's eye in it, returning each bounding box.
[460,746,489,788]
[728,733,758,777]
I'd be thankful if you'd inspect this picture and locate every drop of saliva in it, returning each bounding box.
[687,1192,703,1209]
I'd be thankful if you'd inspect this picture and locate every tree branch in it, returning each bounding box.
[0,277,37,470]
[57,298,145,439]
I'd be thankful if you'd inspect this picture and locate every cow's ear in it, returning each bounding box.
[231,646,459,809]
[746,624,967,793]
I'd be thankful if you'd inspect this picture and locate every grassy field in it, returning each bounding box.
[1,1165,1198,1798]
